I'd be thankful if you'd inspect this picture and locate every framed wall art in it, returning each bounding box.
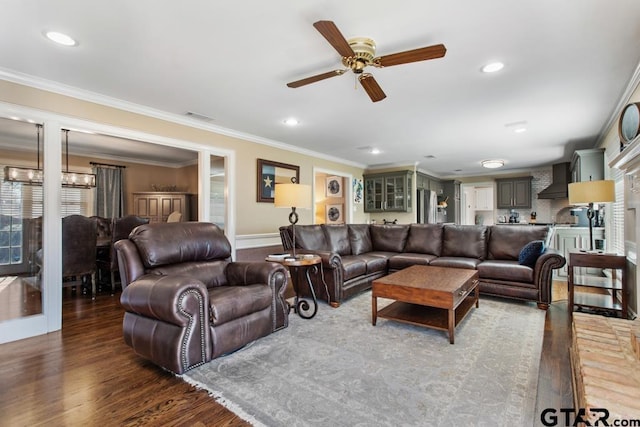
[326,176,343,197]
[353,178,363,204]
[326,204,344,224]
[256,159,300,203]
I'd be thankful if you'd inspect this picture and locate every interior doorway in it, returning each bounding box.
[313,168,353,225]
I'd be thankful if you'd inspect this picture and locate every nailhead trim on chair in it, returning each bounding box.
[178,289,207,372]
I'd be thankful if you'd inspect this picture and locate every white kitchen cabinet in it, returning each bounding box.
[553,227,605,277]
[474,187,494,210]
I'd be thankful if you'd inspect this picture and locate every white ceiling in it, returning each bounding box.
[1,1,640,176]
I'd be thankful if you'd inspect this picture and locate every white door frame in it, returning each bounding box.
[313,167,353,224]
[0,101,233,343]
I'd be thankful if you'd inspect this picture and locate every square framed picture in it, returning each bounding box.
[326,176,343,198]
[256,159,300,203]
[326,204,343,224]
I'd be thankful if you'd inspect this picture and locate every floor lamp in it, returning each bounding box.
[274,180,312,259]
[568,179,615,252]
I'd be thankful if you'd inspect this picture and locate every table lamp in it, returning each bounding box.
[568,179,615,252]
[274,179,312,259]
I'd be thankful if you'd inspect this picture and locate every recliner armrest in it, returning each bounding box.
[120,274,209,326]
[226,261,289,330]
[533,248,566,307]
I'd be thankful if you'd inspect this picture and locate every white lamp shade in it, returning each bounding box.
[274,183,312,209]
[568,180,615,205]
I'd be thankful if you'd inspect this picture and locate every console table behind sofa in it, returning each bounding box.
[279,223,565,309]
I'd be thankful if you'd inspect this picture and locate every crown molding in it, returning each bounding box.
[0,67,366,169]
[596,60,640,148]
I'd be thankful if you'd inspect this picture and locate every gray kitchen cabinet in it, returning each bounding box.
[570,148,604,182]
[553,227,605,277]
[496,177,532,209]
[364,171,413,213]
[416,172,443,194]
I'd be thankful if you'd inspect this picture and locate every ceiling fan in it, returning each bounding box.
[286,20,447,102]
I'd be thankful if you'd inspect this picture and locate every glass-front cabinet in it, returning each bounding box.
[364,170,412,213]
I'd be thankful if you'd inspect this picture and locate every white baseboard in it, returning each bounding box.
[235,233,282,250]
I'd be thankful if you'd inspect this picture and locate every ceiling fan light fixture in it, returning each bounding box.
[481,159,505,169]
[482,62,504,73]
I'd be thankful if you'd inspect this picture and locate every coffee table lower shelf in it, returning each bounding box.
[376,295,477,343]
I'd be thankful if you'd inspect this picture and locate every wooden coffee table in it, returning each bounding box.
[372,265,479,344]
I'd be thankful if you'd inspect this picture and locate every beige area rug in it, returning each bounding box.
[183,291,546,427]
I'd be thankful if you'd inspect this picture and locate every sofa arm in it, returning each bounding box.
[533,248,566,308]
[121,274,210,327]
[226,262,289,331]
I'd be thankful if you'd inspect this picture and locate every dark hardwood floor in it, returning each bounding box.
[0,283,573,426]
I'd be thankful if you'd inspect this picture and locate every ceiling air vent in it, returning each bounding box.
[185,111,215,122]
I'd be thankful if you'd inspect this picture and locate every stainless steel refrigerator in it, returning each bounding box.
[417,189,440,223]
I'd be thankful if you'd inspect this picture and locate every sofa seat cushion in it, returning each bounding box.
[478,260,533,283]
[340,256,367,280]
[208,284,272,326]
[429,257,481,270]
[388,253,437,270]
[357,252,392,274]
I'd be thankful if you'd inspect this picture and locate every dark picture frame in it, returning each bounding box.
[256,159,300,203]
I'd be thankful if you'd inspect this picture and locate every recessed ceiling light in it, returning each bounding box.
[370,148,381,154]
[514,127,527,133]
[44,31,78,46]
[481,159,505,169]
[481,62,504,73]
[283,118,299,126]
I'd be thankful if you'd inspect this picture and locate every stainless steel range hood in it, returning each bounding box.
[537,162,570,199]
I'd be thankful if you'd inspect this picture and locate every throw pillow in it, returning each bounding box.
[518,240,545,267]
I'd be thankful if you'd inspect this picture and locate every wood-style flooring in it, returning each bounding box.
[0,283,573,426]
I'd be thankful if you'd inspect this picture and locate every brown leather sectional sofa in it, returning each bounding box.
[279,223,565,309]
[115,222,289,374]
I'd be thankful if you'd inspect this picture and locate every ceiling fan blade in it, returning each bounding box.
[313,20,355,58]
[286,69,346,88]
[359,74,386,102]
[376,44,446,67]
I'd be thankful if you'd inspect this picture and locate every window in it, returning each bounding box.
[0,180,24,265]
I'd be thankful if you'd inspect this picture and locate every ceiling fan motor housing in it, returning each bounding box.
[342,37,376,73]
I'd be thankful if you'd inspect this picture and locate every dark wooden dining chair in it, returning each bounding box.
[96,215,149,293]
[36,214,98,298]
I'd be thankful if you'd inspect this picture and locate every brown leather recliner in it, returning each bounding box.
[114,222,289,374]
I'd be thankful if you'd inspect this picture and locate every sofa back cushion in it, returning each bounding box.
[130,222,231,268]
[370,224,410,253]
[441,225,487,259]
[404,224,443,255]
[348,224,373,255]
[323,225,351,255]
[488,225,550,260]
[294,225,328,250]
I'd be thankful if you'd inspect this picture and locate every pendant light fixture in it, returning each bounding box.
[3,125,96,188]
